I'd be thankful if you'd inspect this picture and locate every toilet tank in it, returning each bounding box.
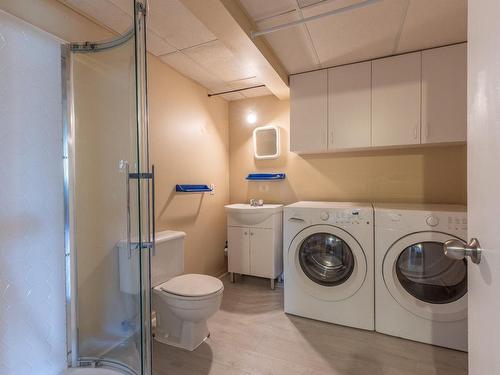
[151,230,186,288]
[118,230,186,294]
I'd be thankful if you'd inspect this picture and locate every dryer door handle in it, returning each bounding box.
[444,238,482,264]
[289,217,305,222]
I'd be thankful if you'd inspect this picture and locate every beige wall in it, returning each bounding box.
[1,1,229,279]
[229,95,467,205]
[149,55,229,277]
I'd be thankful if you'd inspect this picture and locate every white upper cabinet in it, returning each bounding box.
[290,70,328,153]
[372,52,422,147]
[422,43,467,144]
[328,61,371,150]
[289,45,466,153]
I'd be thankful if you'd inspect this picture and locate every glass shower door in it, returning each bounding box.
[62,1,151,374]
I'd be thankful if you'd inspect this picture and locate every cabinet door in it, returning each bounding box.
[249,228,274,278]
[328,61,371,149]
[227,226,250,274]
[372,52,421,147]
[422,43,467,144]
[290,70,328,153]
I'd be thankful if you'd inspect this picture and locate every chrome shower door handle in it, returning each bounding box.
[444,238,482,264]
[126,162,131,259]
[151,164,156,256]
[120,160,132,259]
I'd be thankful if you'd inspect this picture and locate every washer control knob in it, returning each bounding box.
[426,216,439,227]
[320,212,330,221]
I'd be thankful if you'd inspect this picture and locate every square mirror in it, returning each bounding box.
[253,125,280,160]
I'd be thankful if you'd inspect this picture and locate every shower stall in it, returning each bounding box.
[62,1,153,374]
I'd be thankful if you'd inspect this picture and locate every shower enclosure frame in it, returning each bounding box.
[61,1,153,374]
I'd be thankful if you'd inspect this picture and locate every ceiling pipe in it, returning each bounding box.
[250,0,383,39]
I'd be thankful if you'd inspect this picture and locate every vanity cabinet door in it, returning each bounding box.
[228,226,250,274]
[372,52,422,147]
[290,70,328,153]
[421,43,467,144]
[249,228,274,278]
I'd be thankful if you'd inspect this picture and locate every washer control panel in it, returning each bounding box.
[321,209,371,225]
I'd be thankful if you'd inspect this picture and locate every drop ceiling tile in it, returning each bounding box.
[107,0,133,15]
[147,30,177,56]
[238,0,296,21]
[62,0,132,34]
[257,11,320,74]
[182,40,256,83]
[160,52,221,90]
[396,0,467,53]
[220,92,246,101]
[240,86,273,98]
[147,0,216,50]
[302,0,407,67]
[297,0,332,9]
[226,76,261,89]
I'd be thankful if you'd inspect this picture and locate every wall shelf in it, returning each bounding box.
[246,173,286,181]
[175,184,213,193]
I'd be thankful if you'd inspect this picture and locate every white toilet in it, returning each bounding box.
[151,230,223,351]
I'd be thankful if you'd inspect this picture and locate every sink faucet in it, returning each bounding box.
[250,198,264,207]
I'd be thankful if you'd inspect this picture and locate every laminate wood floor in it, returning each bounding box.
[153,274,467,375]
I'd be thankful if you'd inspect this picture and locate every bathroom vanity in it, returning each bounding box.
[224,204,283,289]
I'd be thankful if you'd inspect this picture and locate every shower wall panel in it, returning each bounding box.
[0,10,66,375]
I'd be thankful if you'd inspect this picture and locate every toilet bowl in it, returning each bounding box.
[153,273,223,351]
[120,230,225,350]
[124,230,224,351]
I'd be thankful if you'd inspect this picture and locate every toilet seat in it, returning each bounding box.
[157,274,223,299]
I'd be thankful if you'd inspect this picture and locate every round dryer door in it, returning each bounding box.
[383,231,467,321]
[288,225,367,301]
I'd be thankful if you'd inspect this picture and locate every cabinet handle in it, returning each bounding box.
[250,232,254,236]
[413,125,418,140]
[244,231,248,235]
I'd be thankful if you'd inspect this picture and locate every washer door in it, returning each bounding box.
[383,231,467,321]
[288,225,367,301]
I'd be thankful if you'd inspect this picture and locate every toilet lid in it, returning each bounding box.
[160,274,223,297]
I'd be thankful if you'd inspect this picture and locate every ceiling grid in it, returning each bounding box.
[392,0,411,54]
[240,0,466,74]
[59,0,467,99]
[293,0,323,69]
[59,0,272,100]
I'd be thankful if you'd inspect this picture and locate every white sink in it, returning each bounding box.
[224,204,283,226]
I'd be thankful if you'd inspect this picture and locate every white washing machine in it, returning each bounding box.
[284,201,374,330]
[374,203,468,351]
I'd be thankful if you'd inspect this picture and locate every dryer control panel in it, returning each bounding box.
[422,214,467,232]
[379,210,467,234]
[444,215,468,231]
